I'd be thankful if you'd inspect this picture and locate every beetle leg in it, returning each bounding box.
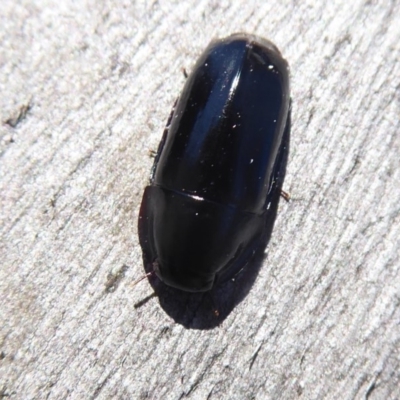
[131,271,154,288]
[280,189,291,202]
[148,149,157,158]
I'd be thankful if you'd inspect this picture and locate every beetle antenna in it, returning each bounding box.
[131,271,154,287]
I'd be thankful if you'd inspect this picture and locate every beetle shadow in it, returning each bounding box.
[140,111,291,329]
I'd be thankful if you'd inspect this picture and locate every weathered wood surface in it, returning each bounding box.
[1,1,399,399]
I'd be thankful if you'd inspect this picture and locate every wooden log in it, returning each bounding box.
[1,1,399,398]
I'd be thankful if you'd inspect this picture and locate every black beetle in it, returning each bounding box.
[138,33,290,292]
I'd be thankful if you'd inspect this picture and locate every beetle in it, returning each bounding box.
[138,33,290,292]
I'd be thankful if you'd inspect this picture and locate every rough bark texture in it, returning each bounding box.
[1,1,399,399]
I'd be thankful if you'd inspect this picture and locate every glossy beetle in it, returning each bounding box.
[138,33,290,292]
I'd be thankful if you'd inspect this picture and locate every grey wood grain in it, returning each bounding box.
[1,1,399,399]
